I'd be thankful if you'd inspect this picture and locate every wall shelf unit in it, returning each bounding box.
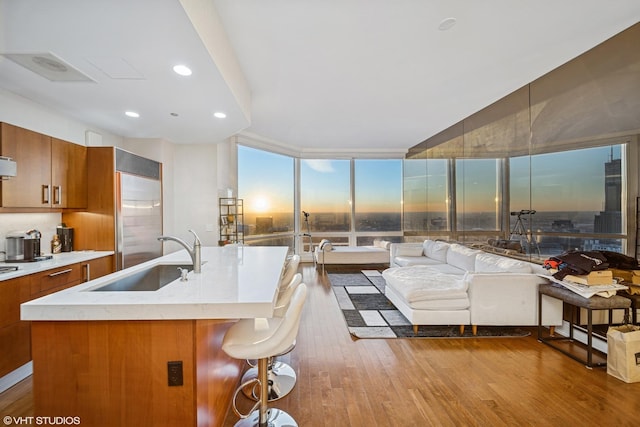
[219,197,244,245]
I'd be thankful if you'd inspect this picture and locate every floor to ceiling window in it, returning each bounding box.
[237,146,403,252]
[403,143,627,258]
[403,159,449,234]
[455,158,501,233]
[237,145,295,247]
[354,159,402,245]
[237,141,627,258]
[526,144,625,256]
[300,159,351,235]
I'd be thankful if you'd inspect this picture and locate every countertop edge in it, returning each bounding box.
[0,251,115,281]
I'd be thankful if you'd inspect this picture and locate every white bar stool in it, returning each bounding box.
[241,272,302,401]
[280,254,300,287]
[222,283,307,427]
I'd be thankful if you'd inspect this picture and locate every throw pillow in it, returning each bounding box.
[395,245,424,257]
[319,239,333,251]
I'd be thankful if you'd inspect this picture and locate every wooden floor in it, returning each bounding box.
[2,264,639,426]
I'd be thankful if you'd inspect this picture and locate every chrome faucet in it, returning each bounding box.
[158,229,202,273]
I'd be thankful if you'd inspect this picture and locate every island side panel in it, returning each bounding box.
[31,320,197,427]
[195,319,244,427]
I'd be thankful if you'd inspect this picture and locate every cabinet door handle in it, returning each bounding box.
[83,263,91,282]
[53,185,62,205]
[48,268,72,277]
[42,185,50,204]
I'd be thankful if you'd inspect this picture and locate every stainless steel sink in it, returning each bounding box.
[90,264,192,292]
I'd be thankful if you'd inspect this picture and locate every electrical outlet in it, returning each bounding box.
[167,361,183,386]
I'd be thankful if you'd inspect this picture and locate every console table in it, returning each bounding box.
[538,283,631,368]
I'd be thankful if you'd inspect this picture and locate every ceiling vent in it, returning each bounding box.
[0,156,17,179]
[1,52,94,82]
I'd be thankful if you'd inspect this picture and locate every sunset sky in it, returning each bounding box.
[239,144,621,216]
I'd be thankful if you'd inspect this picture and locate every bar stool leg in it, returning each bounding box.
[234,357,298,427]
[258,358,269,425]
[242,360,297,401]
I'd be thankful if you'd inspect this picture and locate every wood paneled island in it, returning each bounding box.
[21,246,288,427]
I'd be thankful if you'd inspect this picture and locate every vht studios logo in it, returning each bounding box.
[3,416,81,425]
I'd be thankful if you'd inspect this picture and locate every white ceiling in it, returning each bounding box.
[1,1,639,156]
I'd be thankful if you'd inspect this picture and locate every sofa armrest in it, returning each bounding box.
[389,242,424,266]
[467,273,562,326]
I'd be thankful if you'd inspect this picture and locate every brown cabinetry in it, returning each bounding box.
[0,122,51,208]
[29,263,84,299]
[0,122,87,209]
[82,255,114,282]
[0,255,113,378]
[0,276,31,378]
[51,137,88,208]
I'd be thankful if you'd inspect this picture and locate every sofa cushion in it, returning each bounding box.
[423,240,449,262]
[394,256,445,267]
[382,266,468,303]
[445,244,481,272]
[395,245,424,257]
[373,239,392,249]
[474,252,532,273]
[409,298,470,310]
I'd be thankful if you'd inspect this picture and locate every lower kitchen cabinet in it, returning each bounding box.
[82,255,114,282]
[29,263,83,300]
[0,275,31,377]
[0,255,114,378]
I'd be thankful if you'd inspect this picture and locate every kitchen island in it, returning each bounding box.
[21,245,289,427]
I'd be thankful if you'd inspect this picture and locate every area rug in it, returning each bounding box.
[329,270,532,339]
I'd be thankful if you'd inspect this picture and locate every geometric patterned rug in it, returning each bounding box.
[329,270,532,339]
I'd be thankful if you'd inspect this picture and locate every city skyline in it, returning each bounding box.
[238,144,623,238]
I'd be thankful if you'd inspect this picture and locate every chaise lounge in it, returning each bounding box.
[314,239,390,273]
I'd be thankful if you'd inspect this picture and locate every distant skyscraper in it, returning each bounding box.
[594,149,621,233]
[256,217,274,234]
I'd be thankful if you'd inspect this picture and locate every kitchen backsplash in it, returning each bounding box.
[0,213,61,260]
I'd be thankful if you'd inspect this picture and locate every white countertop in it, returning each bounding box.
[21,246,289,321]
[0,251,115,281]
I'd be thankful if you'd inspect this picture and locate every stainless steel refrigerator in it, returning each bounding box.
[115,149,163,270]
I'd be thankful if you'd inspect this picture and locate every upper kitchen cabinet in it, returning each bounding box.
[51,137,87,208]
[0,123,87,210]
[0,122,51,208]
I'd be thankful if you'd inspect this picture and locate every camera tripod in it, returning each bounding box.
[302,211,315,266]
[509,210,540,256]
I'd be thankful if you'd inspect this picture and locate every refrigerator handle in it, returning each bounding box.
[115,172,124,270]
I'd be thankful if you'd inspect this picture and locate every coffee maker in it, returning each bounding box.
[56,225,74,252]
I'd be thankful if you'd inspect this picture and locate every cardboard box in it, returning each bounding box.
[564,270,614,286]
[608,268,638,283]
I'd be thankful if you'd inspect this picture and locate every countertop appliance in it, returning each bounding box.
[56,226,74,252]
[6,231,27,261]
[115,149,163,270]
[24,229,41,261]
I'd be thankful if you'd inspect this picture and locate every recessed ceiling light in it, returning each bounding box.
[438,17,457,31]
[125,111,140,118]
[173,65,192,76]
[213,112,227,119]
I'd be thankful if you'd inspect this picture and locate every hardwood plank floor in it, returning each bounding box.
[2,264,639,426]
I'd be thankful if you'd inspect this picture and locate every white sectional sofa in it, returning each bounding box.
[383,240,563,335]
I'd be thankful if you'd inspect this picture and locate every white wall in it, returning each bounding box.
[0,88,122,147]
[170,144,220,248]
